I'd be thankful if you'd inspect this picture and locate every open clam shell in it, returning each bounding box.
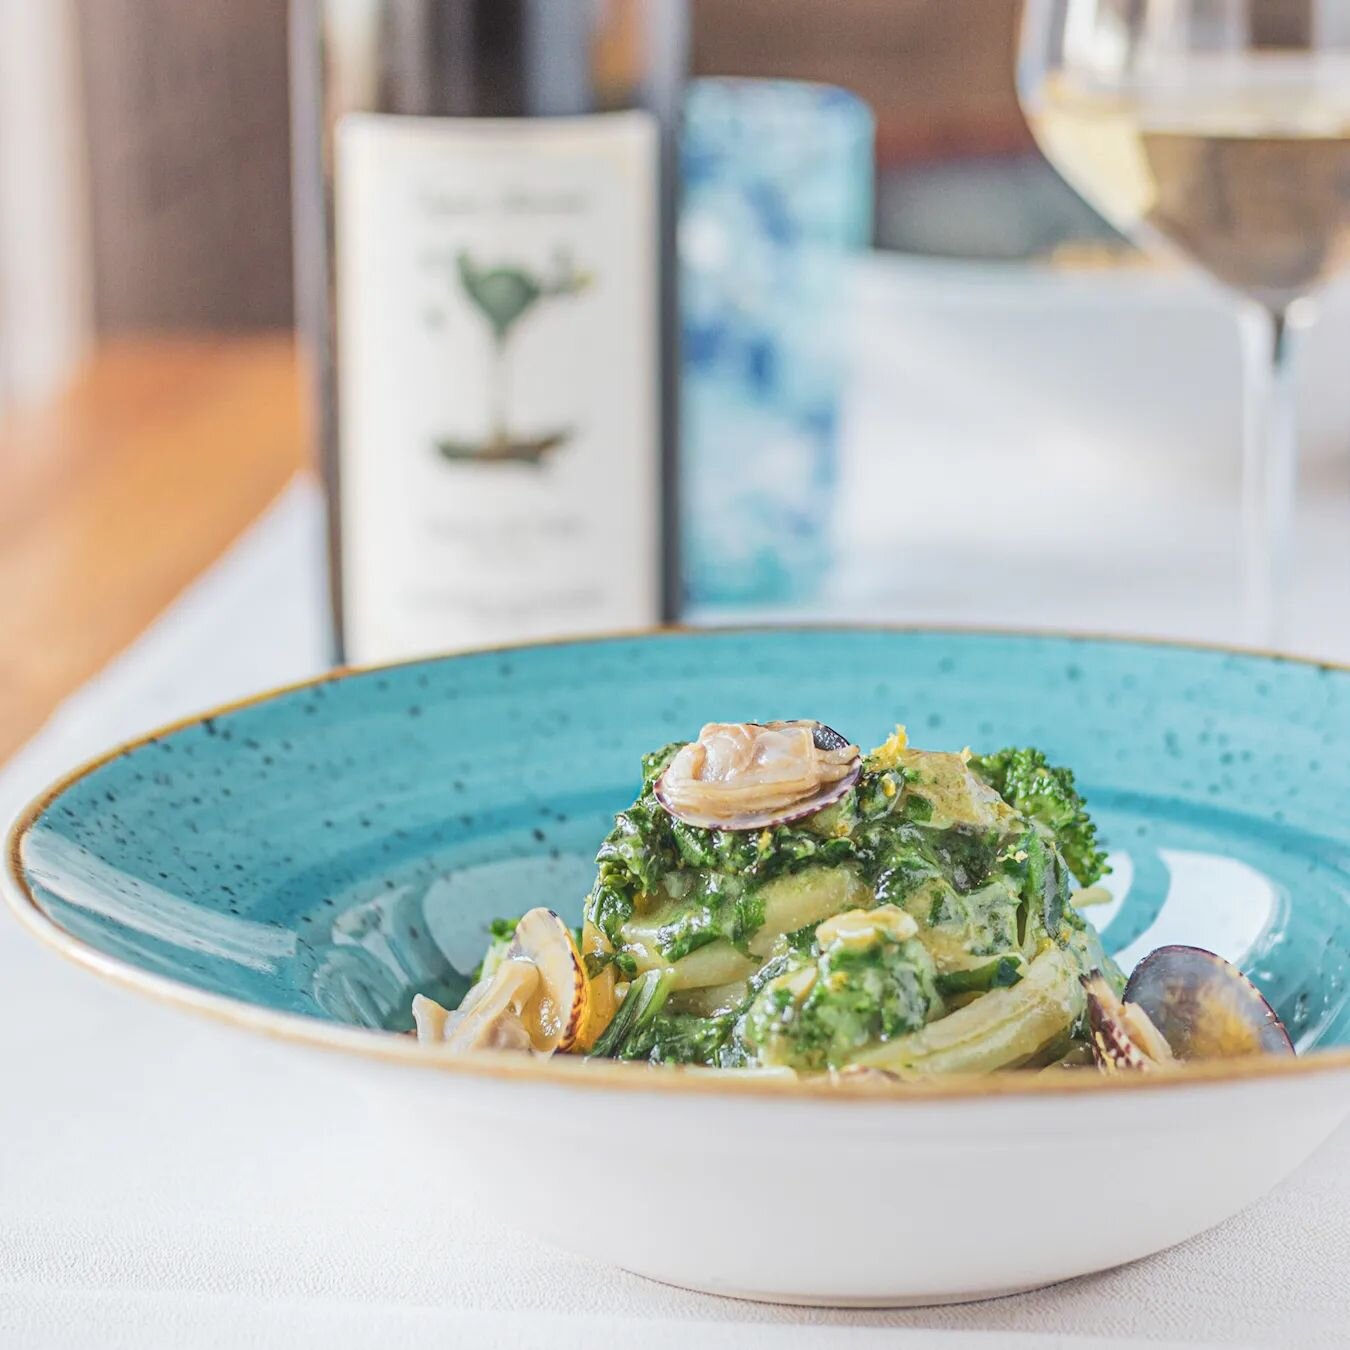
[1081,972,1173,1072]
[655,720,862,832]
[411,910,618,1057]
[1124,945,1294,1061]
[415,961,540,1053]
[1082,944,1293,1073]
[507,908,590,1053]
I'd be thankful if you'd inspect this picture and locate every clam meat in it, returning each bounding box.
[655,720,861,831]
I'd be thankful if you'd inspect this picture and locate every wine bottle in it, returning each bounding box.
[290,0,685,664]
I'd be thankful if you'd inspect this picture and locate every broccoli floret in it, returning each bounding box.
[742,910,942,1070]
[969,747,1109,887]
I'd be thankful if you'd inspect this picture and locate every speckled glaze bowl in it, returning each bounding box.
[6,629,1350,1305]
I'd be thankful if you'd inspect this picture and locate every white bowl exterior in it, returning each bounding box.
[381,1061,1350,1304]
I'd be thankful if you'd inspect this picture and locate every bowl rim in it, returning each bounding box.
[6,621,1350,1104]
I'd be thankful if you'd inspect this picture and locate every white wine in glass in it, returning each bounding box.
[1019,1,1350,643]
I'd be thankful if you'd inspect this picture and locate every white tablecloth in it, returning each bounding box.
[3,481,1349,1349]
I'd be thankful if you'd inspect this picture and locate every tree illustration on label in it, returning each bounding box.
[435,248,592,464]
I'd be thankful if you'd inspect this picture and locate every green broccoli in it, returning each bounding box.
[968,746,1109,887]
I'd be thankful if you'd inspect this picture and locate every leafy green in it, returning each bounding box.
[782,922,822,955]
[935,955,1024,997]
[743,916,942,1070]
[572,733,1112,1070]
[583,948,638,980]
[866,831,944,908]
[654,902,723,963]
[637,1010,749,1066]
[1063,912,1127,995]
[921,873,1026,960]
[730,889,767,951]
[586,969,675,1060]
[583,748,870,950]
[969,746,1109,886]
[644,869,770,962]
[925,826,1002,894]
[584,741,994,953]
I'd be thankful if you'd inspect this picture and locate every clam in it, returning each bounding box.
[413,906,598,1055]
[411,991,452,1042]
[414,960,539,1053]
[506,908,590,1052]
[1081,973,1175,1071]
[1082,944,1294,1073]
[655,720,861,832]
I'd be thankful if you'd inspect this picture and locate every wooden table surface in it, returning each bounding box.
[0,335,308,764]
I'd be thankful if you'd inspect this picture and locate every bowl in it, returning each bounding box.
[6,628,1350,1305]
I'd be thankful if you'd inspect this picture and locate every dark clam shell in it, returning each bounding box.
[1123,945,1294,1061]
[654,720,861,832]
[809,722,854,754]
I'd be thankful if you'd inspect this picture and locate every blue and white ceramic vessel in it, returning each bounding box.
[6,628,1349,1304]
[681,83,874,606]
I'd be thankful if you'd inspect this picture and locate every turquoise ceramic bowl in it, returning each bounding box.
[6,628,1350,1304]
[8,627,1349,1056]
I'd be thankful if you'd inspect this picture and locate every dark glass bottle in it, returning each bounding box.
[290,0,685,662]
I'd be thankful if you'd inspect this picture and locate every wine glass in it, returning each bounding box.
[1018,0,1350,645]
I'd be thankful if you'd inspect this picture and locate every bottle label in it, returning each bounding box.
[335,111,660,662]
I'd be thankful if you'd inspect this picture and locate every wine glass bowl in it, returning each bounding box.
[1018,0,1350,643]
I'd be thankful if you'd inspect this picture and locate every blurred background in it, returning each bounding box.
[4,0,1350,762]
[1,0,1100,363]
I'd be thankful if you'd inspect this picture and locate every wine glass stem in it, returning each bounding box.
[1241,304,1298,647]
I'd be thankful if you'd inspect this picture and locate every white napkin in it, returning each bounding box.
[2,477,1348,1347]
